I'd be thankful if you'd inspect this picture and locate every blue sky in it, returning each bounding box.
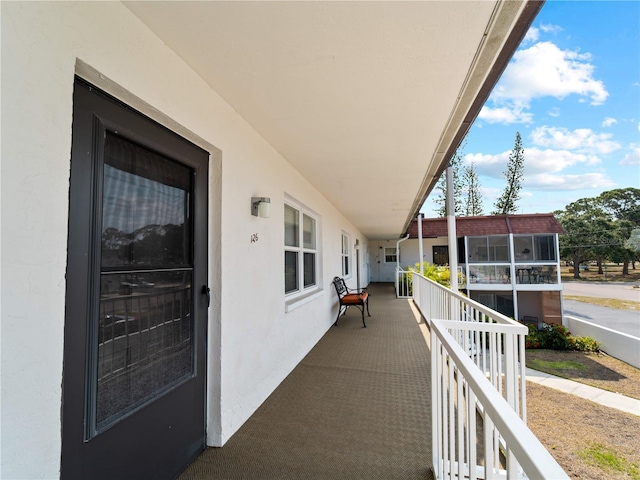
[423,0,640,217]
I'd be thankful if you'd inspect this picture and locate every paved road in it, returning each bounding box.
[562,281,640,302]
[562,281,639,337]
[563,299,640,338]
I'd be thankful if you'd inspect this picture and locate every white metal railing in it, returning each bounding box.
[396,267,411,298]
[431,319,568,479]
[412,274,568,479]
[413,274,527,414]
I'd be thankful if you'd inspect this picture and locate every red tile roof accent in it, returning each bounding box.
[406,213,566,238]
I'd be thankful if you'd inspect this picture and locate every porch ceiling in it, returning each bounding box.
[124,1,541,240]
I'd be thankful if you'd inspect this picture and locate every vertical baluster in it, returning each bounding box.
[432,330,441,479]
[442,342,450,480]
[498,331,503,397]
[505,332,516,413]
[457,366,464,479]
[519,333,527,423]
[468,388,477,480]
[493,418,500,478]
[449,352,457,479]
[484,415,495,480]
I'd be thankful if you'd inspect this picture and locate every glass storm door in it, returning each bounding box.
[62,78,209,480]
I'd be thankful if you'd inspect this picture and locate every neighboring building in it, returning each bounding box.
[400,214,566,324]
[0,2,541,479]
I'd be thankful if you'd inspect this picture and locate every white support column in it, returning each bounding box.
[446,165,459,292]
[509,233,519,320]
[418,213,424,276]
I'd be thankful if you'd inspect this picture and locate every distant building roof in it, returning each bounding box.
[406,213,566,238]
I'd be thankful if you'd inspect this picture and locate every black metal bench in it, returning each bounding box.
[332,277,370,328]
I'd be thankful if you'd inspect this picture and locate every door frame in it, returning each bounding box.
[61,77,210,479]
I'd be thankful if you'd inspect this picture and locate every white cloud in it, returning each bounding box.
[523,27,539,44]
[464,152,509,179]
[493,42,608,105]
[602,117,617,127]
[540,24,563,34]
[525,172,616,191]
[531,126,620,154]
[525,147,603,172]
[620,144,640,166]
[482,41,608,124]
[465,147,602,179]
[477,106,533,124]
[548,107,560,118]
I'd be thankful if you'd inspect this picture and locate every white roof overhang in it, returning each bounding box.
[124,1,542,240]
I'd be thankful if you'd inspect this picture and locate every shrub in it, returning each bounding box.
[524,323,601,352]
[570,336,602,353]
[407,262,465,288]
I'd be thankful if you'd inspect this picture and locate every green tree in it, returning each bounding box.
[555,198,611,279]
[626,228,640,253]
[462,162,483,216]
[625,228,640,269]
[492,132,525,215]
[597,188,639,274]
[598,188,640,225]
[556,189,640,277]
[433,137,466,217]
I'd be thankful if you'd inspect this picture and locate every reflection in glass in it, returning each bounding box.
[284,205,299,247]
[514,236,534,262]
[535,235,555,261]
[285,251,298,293]
[468,236,509,262]
[468,237,488,262]
[102,132,191,269]
[97,271,193,430]
[468,265,511,284]
[488,236,509,262]
[303,214,315,249]
[515,265,558,284]
[303,252,316,287]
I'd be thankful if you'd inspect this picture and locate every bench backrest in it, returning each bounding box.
[332,277,348,298]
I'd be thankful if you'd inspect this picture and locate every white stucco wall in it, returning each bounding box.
[565,316,640,369]
[399,238,446,268]
[368,238,445,281]
[0,3,368,478]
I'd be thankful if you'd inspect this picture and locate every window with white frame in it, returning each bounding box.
[285,202,318,295]
[467,235,510,263]
[513,234,556,262]
[384,247,397,263]
[341,233,351,277]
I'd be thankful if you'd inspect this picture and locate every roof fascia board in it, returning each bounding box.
[402,0,545,235]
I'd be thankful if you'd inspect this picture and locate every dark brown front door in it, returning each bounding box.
[62,78,209,479]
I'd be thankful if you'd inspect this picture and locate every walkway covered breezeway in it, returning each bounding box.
[179,283,433,479]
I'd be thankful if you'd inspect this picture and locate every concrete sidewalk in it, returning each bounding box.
[526,367,640,417]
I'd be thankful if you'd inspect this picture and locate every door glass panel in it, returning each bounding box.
[433,246,448,266]
[95,132,194,433]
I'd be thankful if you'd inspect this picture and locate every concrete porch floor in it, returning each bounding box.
[179,283,433,479]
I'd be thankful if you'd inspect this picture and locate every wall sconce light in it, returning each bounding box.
[251,197,271,218]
